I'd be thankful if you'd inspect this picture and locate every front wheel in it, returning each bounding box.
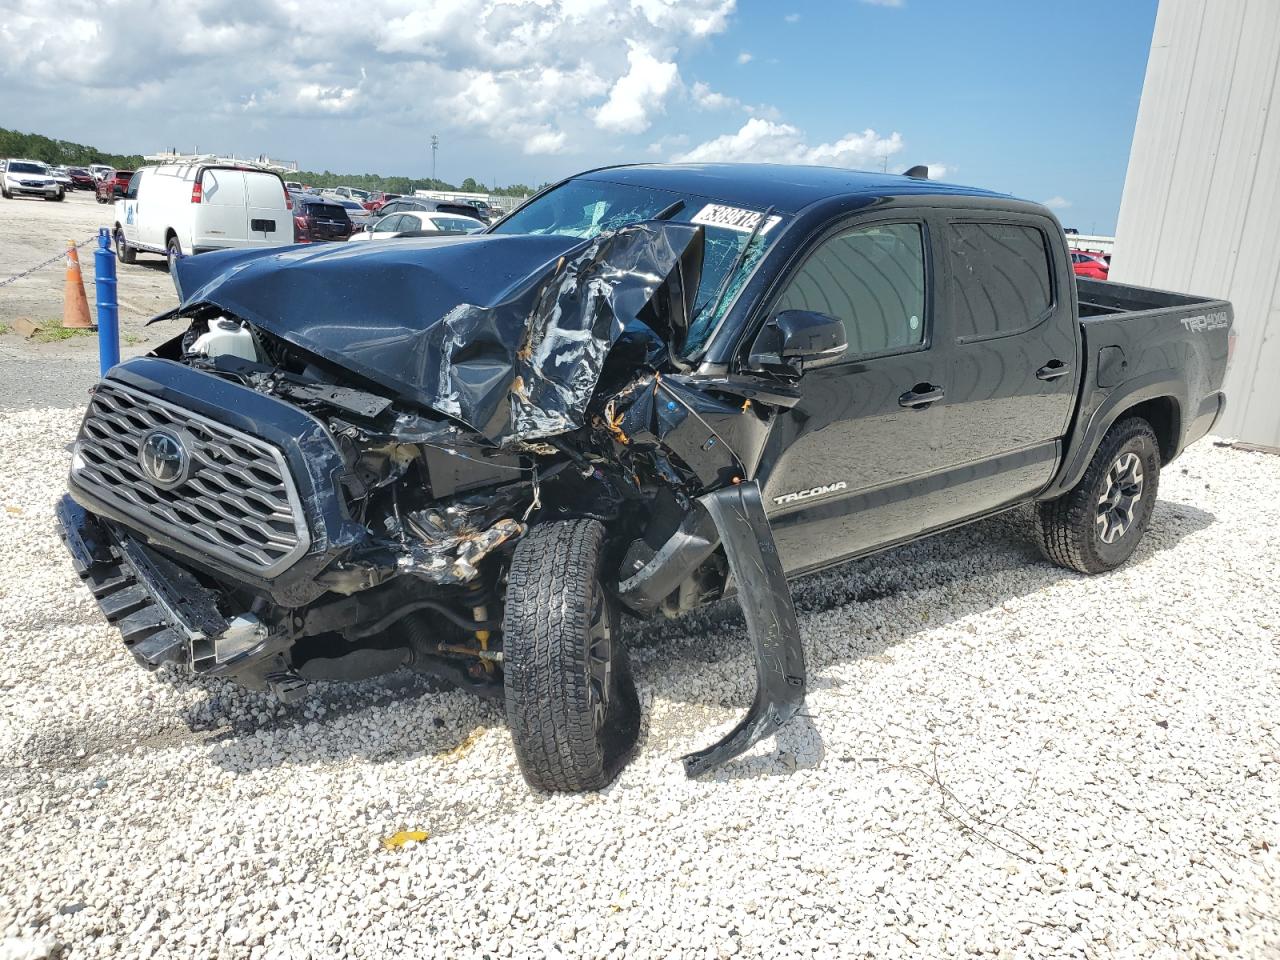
[114,228,136,265]
[1036,417,1161,574]
[502,519,639,792]
[51,190,64,202]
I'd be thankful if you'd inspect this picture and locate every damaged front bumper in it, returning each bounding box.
[57,496,245,672]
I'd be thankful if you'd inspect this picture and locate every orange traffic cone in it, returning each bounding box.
[63,241,94,329]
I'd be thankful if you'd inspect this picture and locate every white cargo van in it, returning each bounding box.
[114,163,293,271]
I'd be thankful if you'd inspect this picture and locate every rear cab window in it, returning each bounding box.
[946,222,1053,340]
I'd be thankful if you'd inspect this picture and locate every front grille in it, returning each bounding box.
[72,381,310,578]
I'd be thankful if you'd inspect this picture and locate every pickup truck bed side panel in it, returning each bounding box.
[1044,278,1231,498]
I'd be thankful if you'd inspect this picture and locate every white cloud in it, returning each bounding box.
[861,0,905,6]
[646,133,690,156]
[736,51,753,64]
[594,44,681,134]
[784,13,801,23]
[0,0,734,157]
[674,118,903,169]
[1042,196,1072,209]
[690,81,740,111]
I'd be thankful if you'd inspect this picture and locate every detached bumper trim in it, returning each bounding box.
[56,496,229,669]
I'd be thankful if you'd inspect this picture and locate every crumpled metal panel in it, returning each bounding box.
[169,223,704,444]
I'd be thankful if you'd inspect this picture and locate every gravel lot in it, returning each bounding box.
[0,191,176,410]
[0,401,1277,958]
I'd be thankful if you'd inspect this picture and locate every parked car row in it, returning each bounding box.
[103,161,493,270]
[348,210,484,241]
[287,189,487,243]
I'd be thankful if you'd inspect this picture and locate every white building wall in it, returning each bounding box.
[1111,0,1280,448]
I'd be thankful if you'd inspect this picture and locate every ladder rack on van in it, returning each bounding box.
[142,153,298,174]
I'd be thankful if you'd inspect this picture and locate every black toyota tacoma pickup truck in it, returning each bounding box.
[57,163,1233,792]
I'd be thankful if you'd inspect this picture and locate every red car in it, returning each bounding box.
[69,168,96,190]
[1070,250,1109,280]
[96,171,134,204]
[366,192,401,213]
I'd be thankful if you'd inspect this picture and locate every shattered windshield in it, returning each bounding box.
[492,178,784,356]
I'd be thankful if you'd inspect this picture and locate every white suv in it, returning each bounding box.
[114,163,293,271]
[1,159,64,201]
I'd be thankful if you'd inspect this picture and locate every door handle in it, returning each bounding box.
[1036,359,1071,381]
[898,383,945,409]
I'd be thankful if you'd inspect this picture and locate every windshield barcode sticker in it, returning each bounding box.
[690,204,782,235]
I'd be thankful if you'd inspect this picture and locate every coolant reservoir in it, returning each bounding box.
[190,317,259,362]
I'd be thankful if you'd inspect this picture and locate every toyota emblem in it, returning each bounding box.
[138,430,189,489]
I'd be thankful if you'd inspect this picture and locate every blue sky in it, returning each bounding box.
[660,0,1159,233]
[1,0,1157,232]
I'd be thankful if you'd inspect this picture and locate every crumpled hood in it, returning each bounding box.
[168,224,704,442]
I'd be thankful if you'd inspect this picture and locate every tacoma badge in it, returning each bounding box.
[772,481,848,506]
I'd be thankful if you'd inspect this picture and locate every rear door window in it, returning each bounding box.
[773,222,927,360]
[202,169,246,206]
[245,173,285,210]
[947,222,1053,340]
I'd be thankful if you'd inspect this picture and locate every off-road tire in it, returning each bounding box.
[115,228,136,265]
[503,518,640,792]
[1036,417,1161,574]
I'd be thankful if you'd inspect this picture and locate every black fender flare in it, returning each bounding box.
[1044,370,1185,498]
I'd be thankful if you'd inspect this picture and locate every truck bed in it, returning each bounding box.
[1045,276,1233,501]
[1076,276,1223,319]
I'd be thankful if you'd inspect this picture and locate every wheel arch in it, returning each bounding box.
[1044,372,1186,499]
[1122,396,1180,464]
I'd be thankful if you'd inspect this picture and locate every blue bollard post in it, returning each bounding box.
[94,227,120,376]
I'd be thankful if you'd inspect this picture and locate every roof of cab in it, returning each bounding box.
[577,162,1013,215]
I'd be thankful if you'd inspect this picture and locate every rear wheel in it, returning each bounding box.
[1036,417,1161,574]
[114,227,136,265]
[166,236,182,273]
[502,519,639,792]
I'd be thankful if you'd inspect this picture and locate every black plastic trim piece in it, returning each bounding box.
[681,481,806,777]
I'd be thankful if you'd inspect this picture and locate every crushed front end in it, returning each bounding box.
[58,221,808,780]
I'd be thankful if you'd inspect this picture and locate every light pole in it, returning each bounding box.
[431,134,439,183]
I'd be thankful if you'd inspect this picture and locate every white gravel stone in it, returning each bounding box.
[1,409,1278,959]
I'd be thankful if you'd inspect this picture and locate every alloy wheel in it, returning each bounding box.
[1096,451,1144,544]
[586,589,613,732]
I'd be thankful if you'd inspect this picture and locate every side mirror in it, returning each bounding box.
[748,310,848,373]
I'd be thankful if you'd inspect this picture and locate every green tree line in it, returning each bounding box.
[2,126,545,197]
[0,126,143,169]
[292,170,542,198]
